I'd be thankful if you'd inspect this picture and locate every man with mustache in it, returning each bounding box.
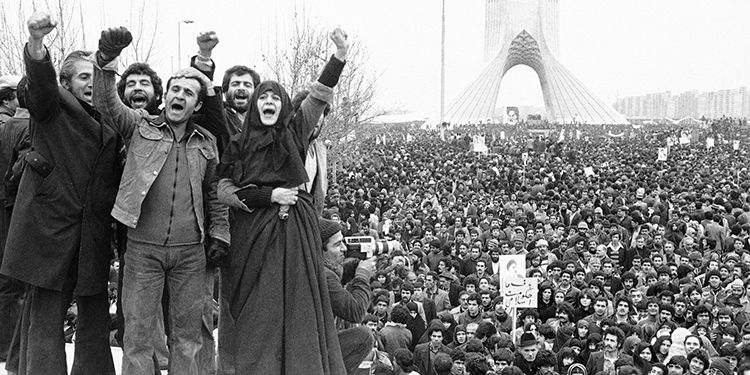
[117,63,163,115]
[586,326,633,375]
[92,26,229,374]
[221,65,259,133]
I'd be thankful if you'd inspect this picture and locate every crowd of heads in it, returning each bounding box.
[319,120,750,375]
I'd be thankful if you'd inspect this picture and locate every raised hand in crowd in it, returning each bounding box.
[197,30,219,59]
[97,26,133,64]
[330,27,350,62]
[26,12,57,59]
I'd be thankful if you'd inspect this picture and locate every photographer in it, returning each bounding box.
[320,217,377,374]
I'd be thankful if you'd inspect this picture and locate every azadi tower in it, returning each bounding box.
[442,0,628,125]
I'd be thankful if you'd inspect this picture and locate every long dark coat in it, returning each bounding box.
[0,48,121,296]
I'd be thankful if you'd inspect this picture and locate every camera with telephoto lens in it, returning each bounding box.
[344,236,398,260]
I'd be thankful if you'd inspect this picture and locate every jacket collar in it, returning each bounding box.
[13,108,29,119]
[151,111,207,141]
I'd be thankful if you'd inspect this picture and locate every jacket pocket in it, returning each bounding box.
[132,125,163,157]
[25,150,53,177]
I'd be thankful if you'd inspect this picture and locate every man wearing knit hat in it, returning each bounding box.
[515,332,540,375]
[707,358,732,375]
[0,75,21,126]
[319,217,377,374]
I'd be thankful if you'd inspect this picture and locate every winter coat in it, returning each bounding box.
[1,48,122,295]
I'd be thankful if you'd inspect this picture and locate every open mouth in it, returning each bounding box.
[262,107,276,116]
[235,90,248,101]
[130,92,148,106]
[171,103,184,111]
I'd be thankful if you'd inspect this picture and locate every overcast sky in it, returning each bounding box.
[8,0,750,119]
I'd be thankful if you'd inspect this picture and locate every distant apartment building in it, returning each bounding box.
[614,87,749,119]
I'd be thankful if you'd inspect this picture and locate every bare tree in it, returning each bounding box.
[0,1,27,75]
[261,12,394,182]
[119,0,160,67]
[0,0,159,75]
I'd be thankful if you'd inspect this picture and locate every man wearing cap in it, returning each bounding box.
[514,332,540,375]
[707,358,732,375]
[319,217,377,374]
[0,75,21,126]
[702,270,727,306]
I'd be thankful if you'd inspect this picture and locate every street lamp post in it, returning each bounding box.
[177,20,194,68]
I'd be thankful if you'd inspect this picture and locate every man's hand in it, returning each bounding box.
[27,12,57,41]
[330,27,349,61]
[172,67,212,90]
[271,187,299,205]
[357,256,377,275]
[98,27,133,61]
[206,239,229,268]
[196,31,219,58]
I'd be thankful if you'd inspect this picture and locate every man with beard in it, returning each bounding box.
[117,63,162,114]
[424,272,451,313]
[112,54,169,373]
[92,26,229,374]
[586,327,631,375]
[220,65,259,132]
[489,248,501,274]
[319,218,377,373]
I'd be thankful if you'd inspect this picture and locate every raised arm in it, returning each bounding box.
[24,12,61,123]
[93,27,142,140]
[293,27,349,142]
[189,31,229,153]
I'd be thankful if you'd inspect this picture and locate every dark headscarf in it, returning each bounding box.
[219,80,309,187]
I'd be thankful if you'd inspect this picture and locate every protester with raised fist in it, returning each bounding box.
[0,11,122,375]
[215,27,349,374]
[92,25,229,375]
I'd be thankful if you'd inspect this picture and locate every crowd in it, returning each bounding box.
[314,118,750,375]
[1,10,750,375]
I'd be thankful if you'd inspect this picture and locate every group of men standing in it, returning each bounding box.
[0,11,302,375]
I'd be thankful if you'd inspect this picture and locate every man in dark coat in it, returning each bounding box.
[586,326,633,375]
[0,76,29,368]
[320,218,376,374]
[413,321,452,375]
[0,12,119,374]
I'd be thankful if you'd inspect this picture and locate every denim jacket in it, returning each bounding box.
[92,59,229,245]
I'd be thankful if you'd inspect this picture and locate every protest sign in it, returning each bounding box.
[500,277,538,309]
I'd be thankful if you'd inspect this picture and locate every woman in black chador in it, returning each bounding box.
[217,29,349,375]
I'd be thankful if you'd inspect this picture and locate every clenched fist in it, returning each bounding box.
[98,27,133,60]
[330,28,349,52]
[196,31,219,57]
[27,12,57,41]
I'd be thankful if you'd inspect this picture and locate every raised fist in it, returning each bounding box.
[27,12,57,41]
[329,27,350,52]
[196,31,219,56]
[98,27,133,60]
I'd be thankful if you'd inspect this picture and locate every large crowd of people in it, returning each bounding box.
[314,118,750,374]
[0,10,749,375]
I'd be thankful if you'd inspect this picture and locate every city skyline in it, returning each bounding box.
[614,86,750,120]
[2,0,749,121]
